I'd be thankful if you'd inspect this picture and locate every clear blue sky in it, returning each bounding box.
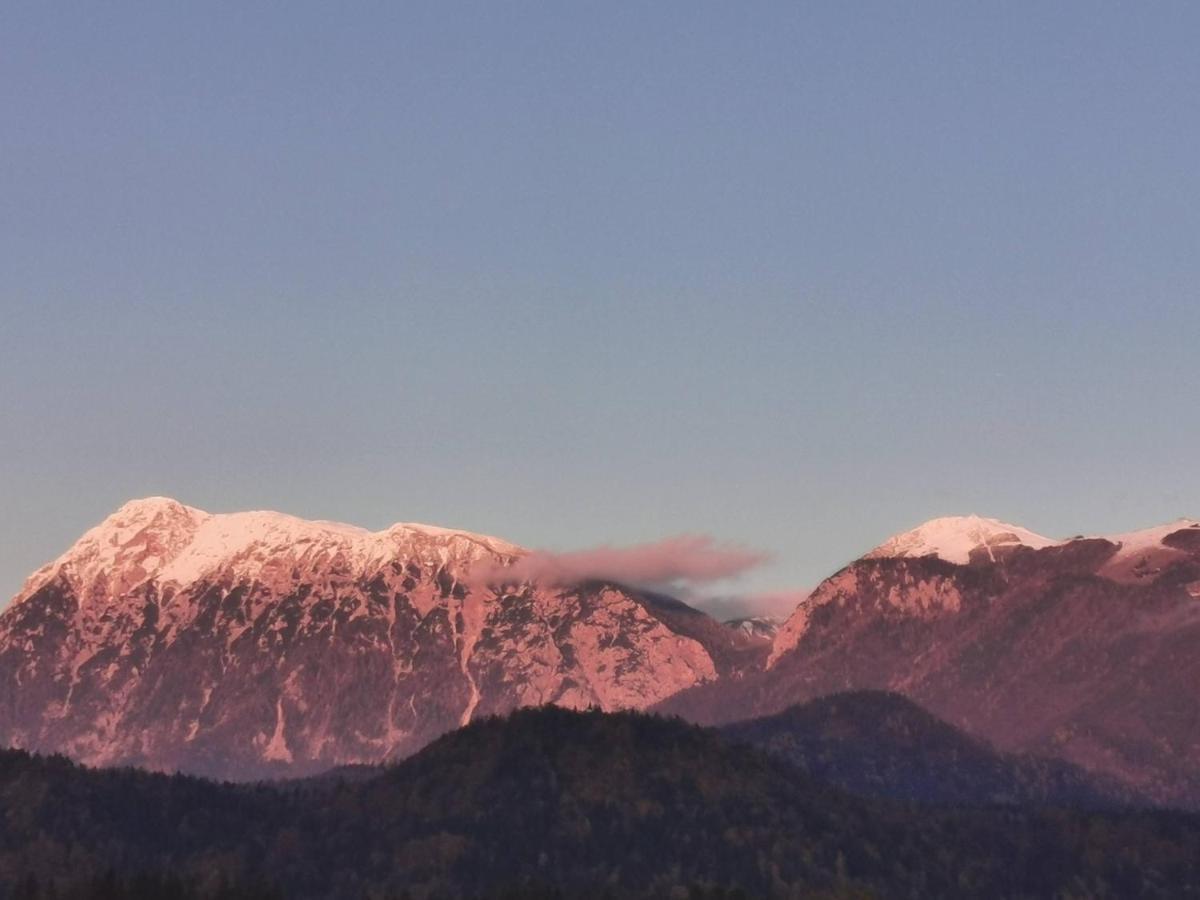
[2,3,1198,611]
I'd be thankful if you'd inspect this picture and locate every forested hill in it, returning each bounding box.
[3,707,1200,898]
[723,690,1138,808]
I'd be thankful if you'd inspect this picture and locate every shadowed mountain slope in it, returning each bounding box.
[723,690,1137,808]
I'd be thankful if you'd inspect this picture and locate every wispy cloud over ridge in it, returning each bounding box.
[483,535,769,591]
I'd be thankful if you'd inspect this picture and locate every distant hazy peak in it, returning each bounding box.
[722,616,780,640]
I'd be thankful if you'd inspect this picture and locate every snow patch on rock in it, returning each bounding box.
[1093,518,1199,560]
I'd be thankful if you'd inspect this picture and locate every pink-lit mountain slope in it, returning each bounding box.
[0,498,761,779]
[659,515,1200,807]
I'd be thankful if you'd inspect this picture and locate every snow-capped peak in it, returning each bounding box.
[16,497,526,603]
[865,515,1054,565]
[1092,518,1200,561]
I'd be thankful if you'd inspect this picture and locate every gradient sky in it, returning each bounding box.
[2,3,1198,613]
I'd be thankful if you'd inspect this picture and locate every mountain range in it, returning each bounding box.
[2,500,1198,809]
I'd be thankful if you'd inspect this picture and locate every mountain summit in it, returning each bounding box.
[17,496,525,603]
[0,498,754,779]
[864,514,1055,564]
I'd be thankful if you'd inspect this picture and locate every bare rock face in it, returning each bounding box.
[660,516,1200,808]
[0,498,751,780]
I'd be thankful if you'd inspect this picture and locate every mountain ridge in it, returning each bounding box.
[16,496,526,602]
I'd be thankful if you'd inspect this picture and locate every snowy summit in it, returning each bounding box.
[16,496,525,603]
[865,515,1055,565]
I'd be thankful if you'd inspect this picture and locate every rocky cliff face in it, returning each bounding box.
[660,516,1200,807]
[0,498,753,779]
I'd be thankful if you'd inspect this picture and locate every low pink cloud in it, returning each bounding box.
[482,535,769,590]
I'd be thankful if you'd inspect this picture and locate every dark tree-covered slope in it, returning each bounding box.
[3,707,1200,898]
[723,690,1137,808]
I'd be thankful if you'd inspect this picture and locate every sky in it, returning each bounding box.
[2,3,1199,614]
